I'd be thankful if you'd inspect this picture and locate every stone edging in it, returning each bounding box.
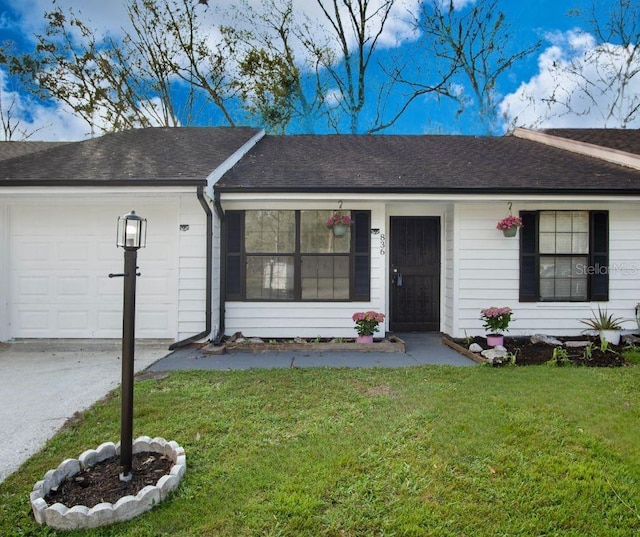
[30,436,186,530]
[206,335,406,354]
[441,336,485,364]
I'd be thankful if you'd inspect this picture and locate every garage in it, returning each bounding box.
[8,200,178,339]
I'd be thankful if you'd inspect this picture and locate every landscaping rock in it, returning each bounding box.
[622,334,640,345]
[564,340,590,348]
[481,347,508,364]
[530,334,563,346]
[469,343,483,353]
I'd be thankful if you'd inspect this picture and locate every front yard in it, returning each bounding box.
[2,365,640,536]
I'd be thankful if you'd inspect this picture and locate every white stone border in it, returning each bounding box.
[30,436,186,530]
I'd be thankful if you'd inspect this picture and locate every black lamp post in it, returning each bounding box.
[112,210,146,481]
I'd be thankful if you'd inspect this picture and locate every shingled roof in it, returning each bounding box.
[216,133,640,195]
[0,127,261,186]
[543,128,640,156]
[0,141,69,161]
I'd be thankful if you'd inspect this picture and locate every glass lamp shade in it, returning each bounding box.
[117,210,147,249]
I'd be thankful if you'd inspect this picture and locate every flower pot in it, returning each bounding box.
[332,224,348,237]
[357,335,374,344]
[502,227,518,237]
[486,334,504,347]
[599,329,621,346]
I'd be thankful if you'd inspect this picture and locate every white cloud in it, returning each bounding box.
[500,29,640,130]
[1,68,90,140]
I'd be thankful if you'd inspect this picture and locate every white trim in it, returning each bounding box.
[513,127,640,170]
[219,192,640,203]
[206,129,266,194]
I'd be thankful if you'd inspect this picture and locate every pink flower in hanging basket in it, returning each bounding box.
[327,211,353,228]
[496,215,523,230]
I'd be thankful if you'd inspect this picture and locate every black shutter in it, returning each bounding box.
[590,211,609,301]
[225,211,243,300]
[352,211,371,301]
[519,211,539,302]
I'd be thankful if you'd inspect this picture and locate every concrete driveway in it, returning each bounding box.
[0,339,171,484]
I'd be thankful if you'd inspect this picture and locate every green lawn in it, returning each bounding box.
[2,365,640,536]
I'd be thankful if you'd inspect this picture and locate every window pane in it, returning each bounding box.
[539,232,556,254]
[246,256,294,299]
[572,233,588,254]
[301,255,350,300]
[245,210,295,253]
[556,212,572,232]
[539,211,556,232]
[301,210,350,254]
[572,211,589,233]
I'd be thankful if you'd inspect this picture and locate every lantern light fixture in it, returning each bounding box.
[117,210,147,249]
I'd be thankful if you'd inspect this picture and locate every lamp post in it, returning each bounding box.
[111,210,146,482]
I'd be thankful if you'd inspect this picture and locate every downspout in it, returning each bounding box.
[212,189,226,345]
[168,186,212,350]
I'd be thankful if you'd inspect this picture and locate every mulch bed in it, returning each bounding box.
[44,452,173,508]
[450,335,629,367]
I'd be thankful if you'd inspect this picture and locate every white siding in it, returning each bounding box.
[0,201,8,341]
[176,195,208,341]
[443,204,455,336]
[452,201,640,338]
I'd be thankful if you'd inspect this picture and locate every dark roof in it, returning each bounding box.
[216,133,640,194]
[0,127,261,186]
[0,141,70,161]
[543,128,640,156]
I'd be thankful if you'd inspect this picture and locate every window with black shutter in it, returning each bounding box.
[225,210,371,301]
[519,210,609,302]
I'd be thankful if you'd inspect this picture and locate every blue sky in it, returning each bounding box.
[1,0,639,140]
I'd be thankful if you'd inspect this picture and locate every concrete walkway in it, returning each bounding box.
[149,332,476,371]
[0,339,171,484]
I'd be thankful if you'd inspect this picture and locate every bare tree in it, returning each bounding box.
[414,0,541,134]
[10,0,240,135]
[545,0,640,128]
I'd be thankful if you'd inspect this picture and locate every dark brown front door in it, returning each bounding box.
[390,217,440,332]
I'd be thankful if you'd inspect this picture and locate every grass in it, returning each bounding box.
[2,365,640,536]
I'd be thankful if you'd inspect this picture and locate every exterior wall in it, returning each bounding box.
[221,199,387,339]
[0,188,205,342]
[442,204,456,336]
[176,194,208,342]
[0,201,8,341]
[453,200,640,338]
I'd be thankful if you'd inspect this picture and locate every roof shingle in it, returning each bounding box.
[216,133,640,194]
[0,127,261,186]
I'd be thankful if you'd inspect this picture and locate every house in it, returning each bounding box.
[0,127,263,344]
[214,128,640,340]
[1,126,639,344]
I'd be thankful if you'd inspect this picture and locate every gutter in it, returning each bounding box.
[168,186,212,350]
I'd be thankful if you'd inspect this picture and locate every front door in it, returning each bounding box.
[389,217,441,332]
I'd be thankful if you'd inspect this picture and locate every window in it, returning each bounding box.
[520,210,608,302]
[225,210,370,301]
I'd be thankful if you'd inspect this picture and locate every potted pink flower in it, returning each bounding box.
[327,211,352,237]
[480,306,513,347]
[352,311,385,343]
[496,215,523,237]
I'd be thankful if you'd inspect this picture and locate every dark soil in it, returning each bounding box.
[456,336,629,367]
[44,452,173,508]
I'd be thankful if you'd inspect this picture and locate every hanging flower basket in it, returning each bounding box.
[327,211,352,237]
[496,215,522,237]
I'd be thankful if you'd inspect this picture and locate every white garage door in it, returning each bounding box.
[9,202,178,339]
